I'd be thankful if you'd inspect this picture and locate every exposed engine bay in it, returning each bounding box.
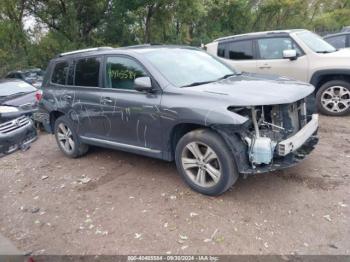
[232,98,318,169]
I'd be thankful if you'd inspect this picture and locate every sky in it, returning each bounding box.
[23,15,36,31]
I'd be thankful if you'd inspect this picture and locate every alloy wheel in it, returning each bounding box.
[321,86,350,113]
[181,142,221,188]
[57,123,75,154]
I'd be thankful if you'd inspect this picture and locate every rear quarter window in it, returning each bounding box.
[51,61,69,85]
[217,43,226,58]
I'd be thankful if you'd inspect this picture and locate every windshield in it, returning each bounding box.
[297,31,337,53]
[142,48,236,87]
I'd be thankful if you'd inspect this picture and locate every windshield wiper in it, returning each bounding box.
[181,80,217,88]
[216,73,236,80]
[316,50,335,53]
[181,73,237,88]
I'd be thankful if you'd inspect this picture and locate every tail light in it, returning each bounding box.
[35,90,43,102]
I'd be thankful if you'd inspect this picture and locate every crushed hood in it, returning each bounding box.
[186,73,315,106]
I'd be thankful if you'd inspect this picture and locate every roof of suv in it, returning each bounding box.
[55,45,200,60]
[213,29,306,42]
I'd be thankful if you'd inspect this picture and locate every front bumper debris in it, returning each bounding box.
[214,114,319,175]
[277,114,319,156]
[241,134,319,174]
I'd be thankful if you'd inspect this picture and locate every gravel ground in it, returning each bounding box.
[0,115,349,255]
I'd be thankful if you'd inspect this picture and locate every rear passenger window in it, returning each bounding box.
[51,62,68,85]
[105,56,147,90]
[218,40,254,60]
[75,57,100,87]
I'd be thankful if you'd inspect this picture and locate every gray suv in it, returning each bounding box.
[40,46,318,195]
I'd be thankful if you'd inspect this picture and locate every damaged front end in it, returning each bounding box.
[0,106,37,156]
[216,96,319,175]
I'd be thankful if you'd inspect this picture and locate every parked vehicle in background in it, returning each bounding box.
[341,26,350,32]
[39,46,318,195]
[206,29,350,116]
[0,79,42,110]
[0,79,38,156]
[6,68,44,88]
[324,32,350,49]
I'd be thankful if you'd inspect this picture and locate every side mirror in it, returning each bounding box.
[134,77,153,92]
[283,49,297,60]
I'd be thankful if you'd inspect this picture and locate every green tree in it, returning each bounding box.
[26,0,109,46]
[0,0,29,75]
[1,0,350,75]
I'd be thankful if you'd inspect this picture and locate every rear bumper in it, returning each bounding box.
[0,117,37,155]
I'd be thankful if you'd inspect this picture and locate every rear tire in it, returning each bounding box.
[175,128,239,196]
[316,80,350,116]
[54,115,89,158]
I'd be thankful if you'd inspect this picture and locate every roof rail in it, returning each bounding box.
[214,35,236,42]
[213,29,305,42]
[58,46,113,57]
[119,44,152,49]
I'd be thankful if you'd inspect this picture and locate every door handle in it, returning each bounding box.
[101,97,113,104]
[258,65,271,69]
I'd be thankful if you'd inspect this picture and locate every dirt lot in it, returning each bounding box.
[0,115,349,255]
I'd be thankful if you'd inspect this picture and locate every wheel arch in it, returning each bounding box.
[166,121,249,172]
[49,110,65,133]
[310,69,350,91]
[168,123,207,160]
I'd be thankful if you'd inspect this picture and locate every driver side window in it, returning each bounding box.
[105,56,147,90]
[257,37,303,59]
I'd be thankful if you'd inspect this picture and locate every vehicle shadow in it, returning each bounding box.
[84,145,317,202]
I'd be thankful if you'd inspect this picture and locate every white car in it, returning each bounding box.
[206,29,350,116]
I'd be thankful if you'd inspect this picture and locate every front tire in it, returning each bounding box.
[316,80,350,116]
[54,115,89,158]
[175,129,239,196]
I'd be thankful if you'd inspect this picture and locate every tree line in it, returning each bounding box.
[0,0,349,76]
